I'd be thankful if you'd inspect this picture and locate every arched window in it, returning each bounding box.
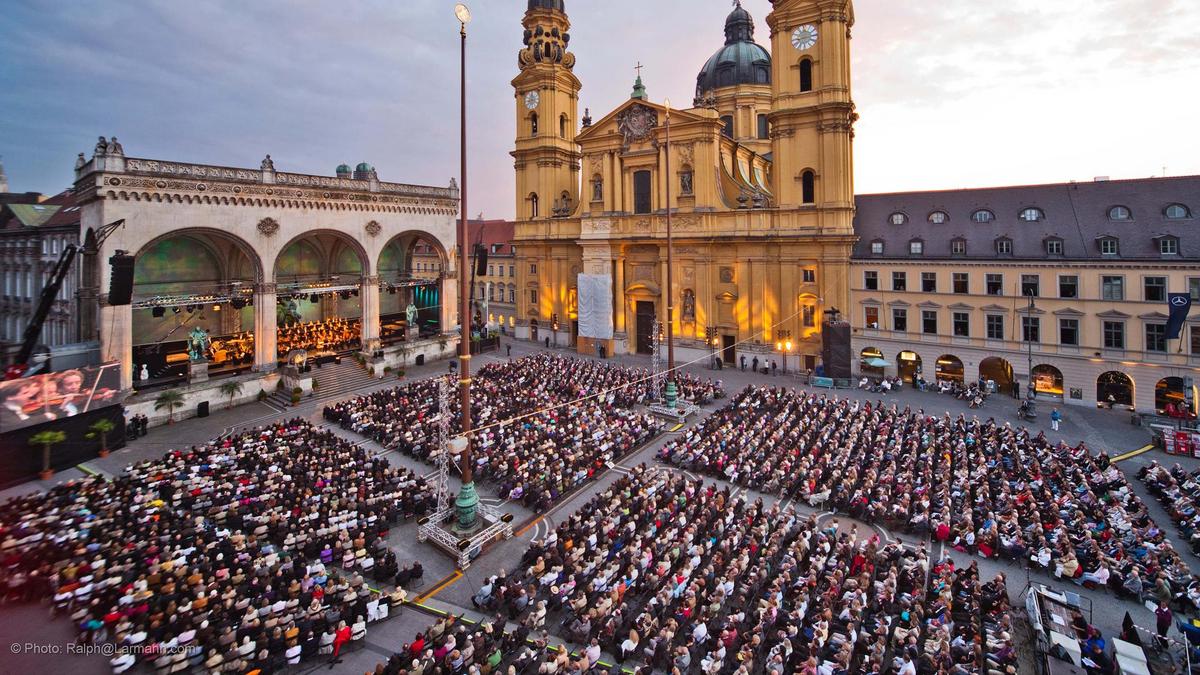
[1108,205,1132,221]
[756,114,769,140]
[1019,207,1044,222]
[529,193,539,218]
[889,212,908,225]
[801,170,815,204]
[720,115,734,138]
[559,114,568,138]
[591,174,603,202]
[928,211,948,224]
[799,59,813,92]
[971,209,995,223]
[1165,203,1192,219]
[529,112,538,135]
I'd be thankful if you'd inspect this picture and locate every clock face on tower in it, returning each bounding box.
[524,91,540,110]
[791,24,818,51]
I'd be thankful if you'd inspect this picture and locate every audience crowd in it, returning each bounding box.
[440,467,1021,675]
[325,355,723,511]
[1140,461,1200,611]
[658,386,1199,607]
[0,419,428,673]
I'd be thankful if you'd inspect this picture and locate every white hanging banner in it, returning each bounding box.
[577,274,614,340]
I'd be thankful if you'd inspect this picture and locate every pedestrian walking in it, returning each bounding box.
[1050,407,1062,431]
[1155,601,1172,646]
[740,355,746,372]
[751,356,759,374]
[770,360,777,377]
[506,343,512,359]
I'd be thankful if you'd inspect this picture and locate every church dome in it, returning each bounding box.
[695,3,771,99]
[528,0,564,10]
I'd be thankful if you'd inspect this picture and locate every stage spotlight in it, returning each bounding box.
[212,304,221,312]
[151,306,165,318]
[187,304,198,313]
[172,307,181,315]
[352,289,359,297]
[230,298,246,310]
[310,294,319,303]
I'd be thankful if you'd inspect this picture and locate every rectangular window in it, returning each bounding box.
[864,271,878,291]
[951,239,966,255]
[892,272,907,292]
[892,308,908,332]
[1101,275,1124,301]
[1190,277,1200,301]
[986,274,1004,296]
[1100,238,1119,255]
[1045,239,1063,255]
[1160,238,1179,255]
[509,265,515,277]
[1145,323,1167,353]
[803,305,816,327]
[1021,274,1040,297]
[509,288,515,303]
[952,311,970,337]
[1059,275,1078,299]
[1192,326,1200,355]
[996,239,1013,255]
[802,268,816,283]
[529,289,538,306]
[488,265,493,277]
[530,263,538,275]
[633,170,652,214]
[922,310,938,335]
[757,114,769,140]
[1103,321,1125,349]
[910,240,924,255]
[1059,318,1079,346]
[1144,276,1167,302]
[986,315,1004,340]
[864,306,879,328]
[870,241,884,255]
[952,273,969,294]
[921,272,937,293]
[1022,316,1040,343]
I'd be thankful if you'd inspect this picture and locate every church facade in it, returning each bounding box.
[511,0,857,370]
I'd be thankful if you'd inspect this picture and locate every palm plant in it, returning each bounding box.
[86,418,116,457]
[30,430,67,480]
[219,380,244,410]
[154,389,185,424]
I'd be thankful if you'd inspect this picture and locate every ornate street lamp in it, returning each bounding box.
[453,2,479,532]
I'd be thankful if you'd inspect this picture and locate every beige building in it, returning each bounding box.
[850,176,1200,414]
[510,0,856,369]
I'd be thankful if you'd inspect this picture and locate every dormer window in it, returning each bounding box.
[950,238,966,255]
[928,211,948,224]
[972,209,995,223]
[1044,237,1064,255]
[870,239,884,255]
[908,239,924,255]
[1108,205,1132,221]
[1165,203,1192,219]
[1159,236,1179,255]
[1019,207,1045,222]
[995,237,1013,255]
[1098,236,1119,256]
[889,212,908,225]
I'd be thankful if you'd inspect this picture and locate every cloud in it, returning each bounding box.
[0,0,1196,214]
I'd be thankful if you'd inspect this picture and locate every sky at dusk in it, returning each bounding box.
[1,0,1197,220]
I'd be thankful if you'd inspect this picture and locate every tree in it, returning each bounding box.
[30,430,67,480]
[219,380,244,410]
[86,418,116,457]
[154,389,185,424]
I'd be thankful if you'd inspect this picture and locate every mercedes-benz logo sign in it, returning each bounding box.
[1171,296,1190,307]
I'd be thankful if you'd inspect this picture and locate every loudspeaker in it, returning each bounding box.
[108,253,135,305]
[415,354,425,366]
[474,244,488,276]
[821,321,852,379]
[197,401,210,418]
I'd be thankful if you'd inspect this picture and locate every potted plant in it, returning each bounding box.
[154,389,185,424]
[219,380,244,410]
[257,390,268,402]
[86,418,116,458]
[291,387,302,406]
[30,430,66,480]
[396,369,406,379]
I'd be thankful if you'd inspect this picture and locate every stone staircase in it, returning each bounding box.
[266,358,374,409]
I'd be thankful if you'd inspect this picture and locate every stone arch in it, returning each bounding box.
[1032,364,1064,399]
[1098,371,1133,408]
[271,228,371,282]
[935,354,964,382]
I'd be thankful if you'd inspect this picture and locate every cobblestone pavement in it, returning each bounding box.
[1,339,1194,673]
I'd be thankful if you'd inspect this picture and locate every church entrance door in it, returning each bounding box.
[635,301,655,354]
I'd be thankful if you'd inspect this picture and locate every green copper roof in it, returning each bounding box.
[630,75,648,100]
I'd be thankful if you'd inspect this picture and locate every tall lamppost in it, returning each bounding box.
[453,2,478,532]
[663,98,678,408]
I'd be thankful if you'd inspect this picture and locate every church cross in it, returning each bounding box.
[634,62,643,78]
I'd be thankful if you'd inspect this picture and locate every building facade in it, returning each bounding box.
[412,219,518,333]
[851,176,1200,414]
[0,188,82,355]
[510,0,857,369]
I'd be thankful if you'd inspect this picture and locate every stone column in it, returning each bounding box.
[100,301,134,391]
[360,275,380,343]
[253,283,277,372]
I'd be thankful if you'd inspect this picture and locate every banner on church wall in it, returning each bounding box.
[577,274,614,340]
